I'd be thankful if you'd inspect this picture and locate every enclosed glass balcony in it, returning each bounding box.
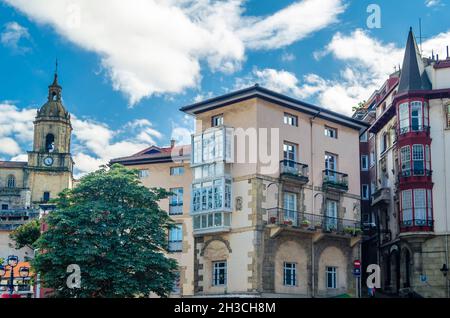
[192,126,233,166]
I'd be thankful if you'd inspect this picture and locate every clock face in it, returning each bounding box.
[44,156,54,166]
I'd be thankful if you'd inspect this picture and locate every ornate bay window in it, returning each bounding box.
[400,188,433,232]
[400,144,431,177]
[191,126,234,234]
[398,100,429,134]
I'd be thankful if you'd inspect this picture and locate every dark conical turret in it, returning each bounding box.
[398,27,432,94]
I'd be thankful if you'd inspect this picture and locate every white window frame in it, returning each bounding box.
[414,189,427,224]
[325,200,338,230]
[284,113,298,127]
[138,169,149,179]
[170,166,185,176]
[326,266,337,289]
[168,224,183,252]
[283,262,297,286]
[283,142,297,162]
[400,146,411,175]
[324,126,338,139]
[401,190,413,224]
[410,101,423,132]
[283,192,297,224]
[212,114,224,127]
[169,188,184,215]
[412,144,424,175]
[399,102,410,134]
[212,261,227,286]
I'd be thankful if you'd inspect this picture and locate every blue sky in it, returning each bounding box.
[0,0,449,176]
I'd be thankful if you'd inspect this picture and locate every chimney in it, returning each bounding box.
[170,139,176,148]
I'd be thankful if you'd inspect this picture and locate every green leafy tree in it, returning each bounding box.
[9,219,41,249]
[352,100,367,112]
[33,164,177,298]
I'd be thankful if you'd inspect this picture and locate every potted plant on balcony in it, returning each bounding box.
[301,219,310,228]
[269,216,277,224]
[283,219,293,226]
[314,221,322,230]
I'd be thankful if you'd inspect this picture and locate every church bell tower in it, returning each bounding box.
[26,65,74,204]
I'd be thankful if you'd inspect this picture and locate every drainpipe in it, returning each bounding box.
[310,110,320,298]
[440,99,450,298]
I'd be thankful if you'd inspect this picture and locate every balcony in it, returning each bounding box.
[267,208,361,237]
[399,169,432,178]
[279,160,309,184]
[322,170,349,192]
[400,219,434,233]
[0,209,39,218]
[168,241,183,252]
[169,204,183,215]
[192,211,231,235]
[398,125,430,136]
[371,187,391,207]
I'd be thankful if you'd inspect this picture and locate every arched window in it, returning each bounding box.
[7,175,16,188]
[45,134,55,152]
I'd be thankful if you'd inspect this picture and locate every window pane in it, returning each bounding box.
[402,190,413,223]
[414,189,426,224]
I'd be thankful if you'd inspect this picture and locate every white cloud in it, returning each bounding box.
[281,52,296,62]
[4,0,345,105]
[239,0,346,50]
[0,103,36,143]
[425,0,442,7]
[244,28,450,115]
[0,21,31,53]
[10,154,28,162]
[0,137,21,156]
[171,114,194,146]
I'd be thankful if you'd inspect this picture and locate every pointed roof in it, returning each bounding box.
[398,28,432,93]
[36,67,70,121]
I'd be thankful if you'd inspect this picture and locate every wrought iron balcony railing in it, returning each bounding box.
[399,169,432,178]
[398,125,430,135]
[280,160,309,182]
[371,187,391,206]
[322,170,349,191]
[267,208,361,236]
[0,209,39,218]
[400,219,434,232]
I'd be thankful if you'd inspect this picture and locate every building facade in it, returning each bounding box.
[114,86,368,297]
[0,72,74,262]
[361,29,450,297]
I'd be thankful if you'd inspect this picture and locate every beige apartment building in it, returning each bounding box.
[113,85,368,297]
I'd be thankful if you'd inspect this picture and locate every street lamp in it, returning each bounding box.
[7,255,18,268]
[0,255,30,297]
